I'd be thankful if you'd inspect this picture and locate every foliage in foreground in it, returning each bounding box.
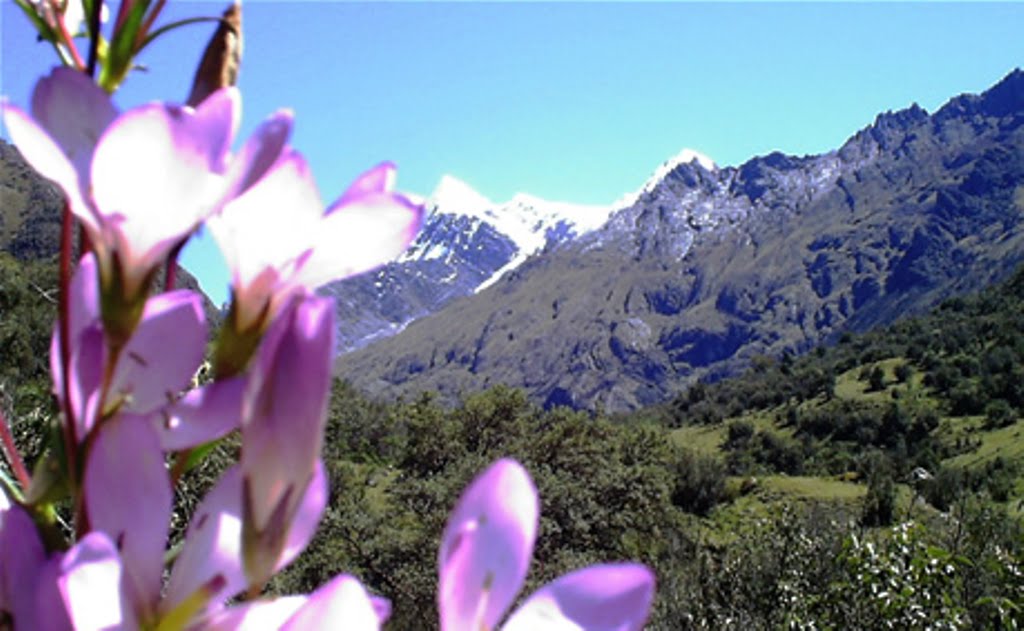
[5,249,1024,627]
[260,384,1024,629]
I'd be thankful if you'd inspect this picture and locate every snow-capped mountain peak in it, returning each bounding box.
[430,174,494,217]
[331,149,715,351]
[412,175,618,262]
[613,147,717,209]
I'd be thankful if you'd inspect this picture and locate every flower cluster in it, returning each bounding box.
[0,65,421,629]
[0,3,655,629]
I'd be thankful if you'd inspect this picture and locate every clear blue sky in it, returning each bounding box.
[3,2,1023,305]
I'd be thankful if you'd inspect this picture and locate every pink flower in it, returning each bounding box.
[161,462,330,624]
[238,295,335,586]
[72,416,337,628]
[0,443,352,629]
[2,67,290,302]
[208,151,423,332]
[439,459,656,631]
[0,497,50,628]
[0,497,128,629]
[53,254,243,449]
[197,574,386,630]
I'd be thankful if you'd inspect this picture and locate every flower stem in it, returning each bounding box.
[164,240,184,292]
[85,0,103,77]
[58,201,79,485]
[137,0,167,50]
[0,407,31,491]
[78,223,92,257]
[50,0,85,71]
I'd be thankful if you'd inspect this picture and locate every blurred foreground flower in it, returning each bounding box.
[2,66,289,328]
[439,459,656,630]
[239,295,334,588]
[209,153,423,337]
[0,498,386,630]
[0,5,654,626]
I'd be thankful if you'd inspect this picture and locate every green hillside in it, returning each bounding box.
[269,267,1024,628]
[3,225,1024,627]
[659,263,1024,516]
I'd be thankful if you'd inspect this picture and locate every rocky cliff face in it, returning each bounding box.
[335,69,1024,413]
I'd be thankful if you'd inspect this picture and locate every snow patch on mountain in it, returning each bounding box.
[330,147,720,354]
[401,174,620,290]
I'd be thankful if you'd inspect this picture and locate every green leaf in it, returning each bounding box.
[12,0,57,43]
[139,16,225,53]
[181,438,220,474]
[99,0,150,92]
[0,466,25,504]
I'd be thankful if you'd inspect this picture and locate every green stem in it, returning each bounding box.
[85,0,103,76]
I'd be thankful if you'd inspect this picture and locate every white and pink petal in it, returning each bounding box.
[90,94,239,290]
[198,574,383,631]
[296,191,421,290]
[151,377,246,451]
[30,67,117,180]
[501,564,656,631]
[164,465,247,616]
[438,458,539,631]
[84,416,172,621]
[222,109,294,201]
[57,532,136,631]
[281,574,381,631]
[107,290,206,415]
[198,596,307,631]
[335,161,397,207]
[2,101,96,230]
[166,462,327,616]
[210,150,323,291]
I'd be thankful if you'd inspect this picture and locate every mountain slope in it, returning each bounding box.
[336,69,1024,412]
[323,174,621,352]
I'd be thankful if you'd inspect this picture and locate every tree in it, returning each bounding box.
[867,366,887,392]
[984,398,1016,429]
[861,454,896,527]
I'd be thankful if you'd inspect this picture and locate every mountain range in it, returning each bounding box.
[3,71,1023,415]
[332,69,1024,412]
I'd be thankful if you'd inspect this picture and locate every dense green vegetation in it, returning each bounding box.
[257,381,1021,628]
[4,252,1024,627]
[658,265,1024,511]
[0,253,58,467]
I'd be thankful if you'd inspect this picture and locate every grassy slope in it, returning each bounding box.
[669,347,1024,525]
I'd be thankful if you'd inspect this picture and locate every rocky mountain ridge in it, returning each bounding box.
[324,169,662,351]
[335,69,1024,412]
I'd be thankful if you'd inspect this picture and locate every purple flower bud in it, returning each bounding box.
[239,296,334,586]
